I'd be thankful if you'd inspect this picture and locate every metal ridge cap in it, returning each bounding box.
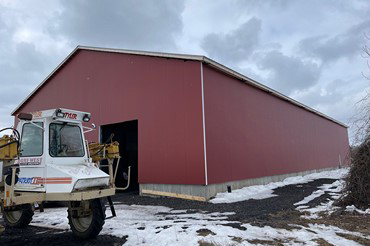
[202,57,348,128]
[77,45,205,61]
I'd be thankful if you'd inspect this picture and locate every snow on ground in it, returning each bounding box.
[295,179,345,219]
[210,168,348,204]
[294,180,343,206]
[293,169,369,220]
[31,203,369,246]
[345,205,370,214]
[28,168,370,245]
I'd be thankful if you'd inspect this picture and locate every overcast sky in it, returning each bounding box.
[0,0,369,143]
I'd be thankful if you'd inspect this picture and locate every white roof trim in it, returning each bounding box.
[78,45,205,61]
[12,45,348,128]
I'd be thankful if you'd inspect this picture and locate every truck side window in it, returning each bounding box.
[20,122,43,157]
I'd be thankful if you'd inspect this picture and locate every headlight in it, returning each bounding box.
[73,177,109,190]
[83,114,90,122]
[55,109,65,118]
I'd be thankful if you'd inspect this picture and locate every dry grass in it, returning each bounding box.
[196,228,216,237]
[246,239,283,245]
[198,239,236,246]
[312,238,334,246]
[336,232,370,245]
[198,241,218,246]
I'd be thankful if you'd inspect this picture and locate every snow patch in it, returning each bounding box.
[295,180,345,219]
[294,180,344,206]
[210,168,348,204]
[30,204,369,246]
[345,205,370,214]
[27,167,370,245]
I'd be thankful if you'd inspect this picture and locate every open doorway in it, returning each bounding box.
[100,120,138,192]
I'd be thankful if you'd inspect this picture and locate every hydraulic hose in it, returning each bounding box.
[0,127,20,151]
[0,127,20,141]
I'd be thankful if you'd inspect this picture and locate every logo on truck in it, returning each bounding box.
[18,177,72,185]
[16,157,42,166]
[63,112,77,119]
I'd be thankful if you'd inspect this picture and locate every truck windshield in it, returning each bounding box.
[20,122,43,157]
[49,123,85,157]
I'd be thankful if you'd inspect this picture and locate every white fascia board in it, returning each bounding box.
[78,46,205,62]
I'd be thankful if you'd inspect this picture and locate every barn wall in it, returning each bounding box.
[14,50,206,185]
[203,64,350,184]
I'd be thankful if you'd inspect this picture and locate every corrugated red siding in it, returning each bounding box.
[15,50,206,185]
[14,49,350,187]
[203,64,349,184]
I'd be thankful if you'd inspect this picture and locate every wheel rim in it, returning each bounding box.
[70,202,93,232]
[5,210,22,224]
[71,214,93,232]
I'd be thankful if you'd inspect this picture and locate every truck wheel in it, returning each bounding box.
[67,199,105,239]
[3,204,34,228]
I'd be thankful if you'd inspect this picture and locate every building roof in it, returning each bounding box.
[12,45,348,128]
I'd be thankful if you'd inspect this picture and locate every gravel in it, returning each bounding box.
[114,178,337,223]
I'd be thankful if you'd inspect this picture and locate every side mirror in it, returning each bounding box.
[18,113,33,121]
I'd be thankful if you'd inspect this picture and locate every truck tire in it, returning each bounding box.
[3,204,34,228]
[67,199,106,239]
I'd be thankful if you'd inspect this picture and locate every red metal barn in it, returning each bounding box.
[12,46,349,201]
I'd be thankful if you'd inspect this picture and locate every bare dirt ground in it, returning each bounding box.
[0,178,369,246]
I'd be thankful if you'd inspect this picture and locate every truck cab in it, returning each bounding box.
[1,108,120,239]
[15,108,110,193]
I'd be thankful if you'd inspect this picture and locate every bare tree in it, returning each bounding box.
[338,36,370,209]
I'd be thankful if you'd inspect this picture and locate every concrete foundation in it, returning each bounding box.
[140,167,338,201]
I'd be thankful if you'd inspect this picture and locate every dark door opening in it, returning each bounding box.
[100,120,138,193]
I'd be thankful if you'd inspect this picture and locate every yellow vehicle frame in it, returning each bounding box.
[0,135,18,160]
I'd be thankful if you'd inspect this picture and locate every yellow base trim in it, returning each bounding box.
[141,189,206,202]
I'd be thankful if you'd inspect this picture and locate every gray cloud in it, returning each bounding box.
[0,13,10,51]
[201,17,261,64]
[0,13,56,127]
[0,0,185,129]
[294,79,354,107]
[291,76,368,143]
[0,0,369,144]
[257,50,321,94]
[0,41,52,91]
[0,43,52,119]
[50,0,185,51]
[14,42,48,72]
[0,12,4,30]
[299,20,370,63]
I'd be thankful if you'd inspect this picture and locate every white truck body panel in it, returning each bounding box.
[14,108,109,194]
